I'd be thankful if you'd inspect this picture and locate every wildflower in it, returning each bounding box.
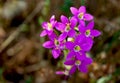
[42,33,64,59]
[40,15,57,37]
[64,56,93,74]
[40,5,101,76]
[56,15,77,41]
[65,35,93,59]
[79,21,101,37]
[70,6,93,25]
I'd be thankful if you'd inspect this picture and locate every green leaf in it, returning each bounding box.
[25,76,33,83]
[38,17,44,25]
[113,67,120,76]
[97,75,112,83]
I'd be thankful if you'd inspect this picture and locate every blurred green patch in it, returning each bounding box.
[60,0,73,16]
[97,75,112,83]
[25,76,33,83]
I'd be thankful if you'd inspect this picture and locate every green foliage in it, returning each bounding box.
[60,0,73,16]
[41,0,50,16]
[80,0,85,5]
[38,17,44,26]
[97,75,112,83]
[113,67,120,76]
[106,30,120,52]
[25,76,33,83]
[20,24,29,32]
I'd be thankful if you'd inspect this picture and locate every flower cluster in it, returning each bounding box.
[40,6,101,76]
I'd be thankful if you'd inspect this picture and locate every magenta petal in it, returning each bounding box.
[55,22,65,31]
[48,32,57,41]
[75,34,85,44]
[40,30,47,37]
[68,29,76,37]
[58,32,67,41]
[42,22,47,29]
[78,6,86,13]
[52,49,60,59]
[70,17,77,28]
[61,15,69,24]
[81,38,93,51]
[86,21,94,29]
[42,41,54,48]
[84,14,93,21]
[64,60,75,65]
[50,20,56,27]
[78,24,86,33]
[70,7,78,15]
[91,30,101,37]
[76,52,85,61]
[79,64,87,73]
[66,51,75,60]
[79,20,85,26]
[50,15,55,22]
[69,65,77,75]
[65,42,74,50]
[47,30,53,35]
[84,57,93,65]
[56,71,64,75]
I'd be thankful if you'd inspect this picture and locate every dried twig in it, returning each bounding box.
[0,1,45,52]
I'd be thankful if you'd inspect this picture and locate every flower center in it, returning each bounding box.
[54,39,59,46]
[65,23,71,32]
[74,45,81,52]
[78,13,84,19]
[47,23,52,31]
[85,29,91,37]
[75,60,81,66]
[67,37,74,42]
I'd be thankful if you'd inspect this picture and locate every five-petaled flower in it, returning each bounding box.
[70,6,93,26]
[79,21,101,38]
[64,55,93,74]
[42,33,64,59]
[65,35,93,60]
[40,15,57,37]
[56,15,77,41]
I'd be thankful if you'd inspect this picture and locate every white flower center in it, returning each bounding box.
[67,37,74,42]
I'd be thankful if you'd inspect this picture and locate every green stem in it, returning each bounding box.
[81,0,85,5]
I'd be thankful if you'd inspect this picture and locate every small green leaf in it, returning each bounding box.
[20,24,29,32]
[38,17,44,25]
[97,75,112,83]
[25,76,33,83]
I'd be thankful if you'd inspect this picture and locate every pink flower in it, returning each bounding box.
[70,6,93,25]
[40,15,57,37]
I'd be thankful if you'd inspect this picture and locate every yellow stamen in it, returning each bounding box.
[54,39,59,46]
[75,60,81,65]
[85,29,91,37]
[47,23,52,31]
[78,13,84,19]
[74,45,81,52]
[65,23,71,32]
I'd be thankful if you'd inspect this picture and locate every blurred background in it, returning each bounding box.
[0,0,120,83]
